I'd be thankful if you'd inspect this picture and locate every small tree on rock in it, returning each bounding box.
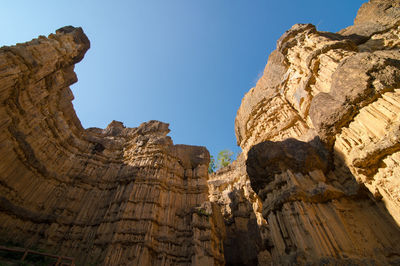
[217,149,234,169]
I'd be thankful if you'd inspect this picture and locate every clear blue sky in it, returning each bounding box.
[2,0,366,158]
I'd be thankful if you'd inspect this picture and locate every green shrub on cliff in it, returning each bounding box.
[208,150,234,173]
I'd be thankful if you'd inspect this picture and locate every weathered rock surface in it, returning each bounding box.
[209,0,400,265]
[208,154,268,265]
[0,27,225,265]
[2,0,400,265]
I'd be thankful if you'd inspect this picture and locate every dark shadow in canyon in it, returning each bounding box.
[244,137,400,264]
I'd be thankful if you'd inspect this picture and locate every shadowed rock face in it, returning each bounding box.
[234,0,400,222]
[208,154,267,266]
[2,0,400,265]
[0,27,225,265]
[246,138,329,194]
[210,0,400,265]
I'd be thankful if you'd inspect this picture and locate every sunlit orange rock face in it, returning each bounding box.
[211,0,400,265]
[1,0,400,265]
[0,27,225,265]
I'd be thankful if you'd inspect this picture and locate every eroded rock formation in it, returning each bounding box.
[1,0,400,265]
[208,154,267,265]
[0,27,225,265]
[210,0,400,265]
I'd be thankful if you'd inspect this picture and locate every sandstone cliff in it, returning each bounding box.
[211,0,400,265]
[0,27,225,265]
[1,0,400,265]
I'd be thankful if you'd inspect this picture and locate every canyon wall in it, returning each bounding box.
[1,0,400,265]
[210,0,400,265]
[0,27,225,265]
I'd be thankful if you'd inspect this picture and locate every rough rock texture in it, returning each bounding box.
[246,139,400,265]
[209,0,400,265]
[0,27,225,265]
[208,154,268,265]
[2,1,400,265]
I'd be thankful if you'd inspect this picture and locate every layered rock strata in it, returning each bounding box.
[2,0,400,265]
[0,27,225,265]
[245,139,400,265]
[210,0,400,264]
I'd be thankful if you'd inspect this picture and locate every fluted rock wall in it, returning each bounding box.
[210,0,400,265]
[2,1,400,265]
[0,27,225,265]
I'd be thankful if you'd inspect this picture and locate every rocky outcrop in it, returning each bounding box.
[246,139,400,265]
[210,0,400,264]
[0,27,225,265]
[2,1,400,265]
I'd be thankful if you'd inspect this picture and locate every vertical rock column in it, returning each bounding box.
[246,139,400,265]
[98,124,226,265]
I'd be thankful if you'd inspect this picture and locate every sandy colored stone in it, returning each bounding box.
[0,27,225,266]
[208,154,268,266]
[2,0,400,265]
[225,0,400,264]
